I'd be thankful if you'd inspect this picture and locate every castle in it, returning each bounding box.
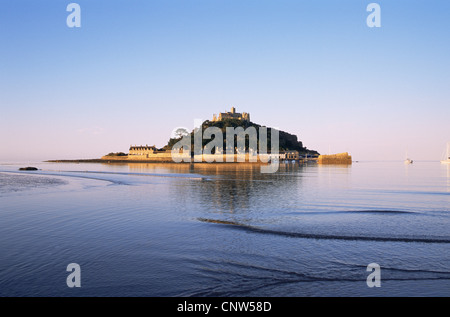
[123,107,251,160]
[212,107,250,122]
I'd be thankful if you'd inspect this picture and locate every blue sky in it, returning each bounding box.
[1,0,449,161]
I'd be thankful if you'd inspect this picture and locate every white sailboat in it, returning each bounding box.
[441,142,450,164]
[404,150,413,164]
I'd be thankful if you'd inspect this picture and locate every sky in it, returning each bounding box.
[0,0,449,162]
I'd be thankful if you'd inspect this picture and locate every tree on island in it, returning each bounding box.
[106,152,128,157]
[173,128,190,139]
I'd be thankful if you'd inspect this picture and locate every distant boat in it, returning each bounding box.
[441,142,450,164]
[404,150,413,164]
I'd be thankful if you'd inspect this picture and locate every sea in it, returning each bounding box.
[0,160,449,297]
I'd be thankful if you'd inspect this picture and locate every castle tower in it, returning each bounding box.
[231,107,235,114]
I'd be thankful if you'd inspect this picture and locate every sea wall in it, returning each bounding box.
[193,153,273,163]
[101,155,129,161]
[318,152,352,164]
[101,153,278,163]
[129,153,174,162]
[102,153,189,162]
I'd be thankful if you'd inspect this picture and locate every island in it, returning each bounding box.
[102,107,319,163]
[47,107,351,164]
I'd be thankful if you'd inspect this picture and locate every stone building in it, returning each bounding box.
[129,145,158,156]
[212,107,250,122]
[126,145,189,161]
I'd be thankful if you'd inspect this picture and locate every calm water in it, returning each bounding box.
[0,161,449,296]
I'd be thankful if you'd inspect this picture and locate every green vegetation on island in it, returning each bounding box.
[162,118,319,156]
[105,152,128,157]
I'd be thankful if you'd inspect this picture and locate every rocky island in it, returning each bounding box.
[101,107,319,163]
[47,107,350,164]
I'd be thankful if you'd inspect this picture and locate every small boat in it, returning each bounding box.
[404,158,413,164]
[441,142,450,164]
[404,150,413,164]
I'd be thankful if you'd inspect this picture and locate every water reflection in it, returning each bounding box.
[112,162,195,174]
[316,163,352,190]
[190,163,308,215]
[123,162,309,215]
[124,162,308,178]
[445,163,450,192]
[104,162,354,215]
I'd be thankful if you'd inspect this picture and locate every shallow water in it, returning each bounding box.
[0,161,449,296]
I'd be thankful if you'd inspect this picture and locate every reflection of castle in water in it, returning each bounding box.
[125,162,308,213]
[184,163,307,214]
